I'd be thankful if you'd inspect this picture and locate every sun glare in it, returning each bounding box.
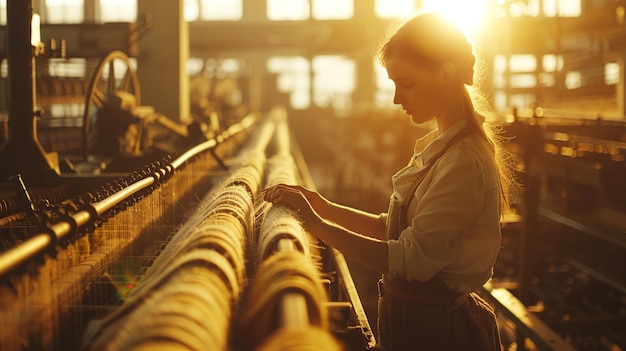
[375,0,418,18]
[421,0,489,39]
[375,0,490,39]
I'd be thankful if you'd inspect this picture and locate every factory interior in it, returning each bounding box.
[0,0,624,350]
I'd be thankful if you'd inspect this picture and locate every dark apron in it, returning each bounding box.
[377,128,502,351]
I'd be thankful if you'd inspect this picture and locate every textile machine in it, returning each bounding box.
[0,2,376,349]
[483,113,626,351]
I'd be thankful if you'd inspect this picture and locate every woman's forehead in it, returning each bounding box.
[384,57,433,80]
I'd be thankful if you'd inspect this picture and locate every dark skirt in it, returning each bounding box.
[377,276,502,351]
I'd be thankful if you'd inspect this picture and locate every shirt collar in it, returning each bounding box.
[412,119,468,167]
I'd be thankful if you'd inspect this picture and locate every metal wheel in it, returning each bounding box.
[82,50,140,159]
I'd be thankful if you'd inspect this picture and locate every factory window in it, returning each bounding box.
[543,0,581,17]
[100,0,137,23]
[204,58,245,78]
[267,0,309,20]
[312,55,354,116]
[0,0,5,25]
[505,55,538,98]
[605,63,620,85]
[492,55,507,88]
[539,73,555,87]
[200,0,242,21]
[187,58,205,76]
[145,0,244,22]
[49,104,83,120]
[267,0,353,20]
[313,0,353,20]
[542,54,564,72]
[540,55,561,87]
[493,55,507,73]
[1,59,7,78]
[493,55,507,89]
[48,58,87,77]
[186,0,243,22]
[509,74,537,88]
[565,71,583,89]
[492,54,543,110]
[509,55,537,72]
[375,0,416,18]
[509,93,536,108]
[494,0,581,17]
[44,0,84,24]
[494,74,507,89]
[494,91,507,111]
[498,0,540,17]
[184,0,200,21]
[267,56,310,109]
[266,55,356,115]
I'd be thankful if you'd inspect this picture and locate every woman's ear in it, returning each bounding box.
[439,62,457,84]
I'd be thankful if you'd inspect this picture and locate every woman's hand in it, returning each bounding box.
[263,184,324,231]
[264,183,389,274]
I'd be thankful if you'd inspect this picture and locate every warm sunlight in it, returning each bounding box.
[375,0,418,18]
[421,0,490,39]
[375,0,490,39]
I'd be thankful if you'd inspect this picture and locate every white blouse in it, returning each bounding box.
[385,120,502,293]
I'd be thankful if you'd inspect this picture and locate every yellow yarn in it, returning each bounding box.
[238,250,329,350]
[256,327,344,351]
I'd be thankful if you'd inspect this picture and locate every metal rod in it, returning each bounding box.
[277,238,310,328]
[0,116,258,279]
[331,247,378,349]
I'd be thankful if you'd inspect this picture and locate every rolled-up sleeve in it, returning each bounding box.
[387,148,485,281]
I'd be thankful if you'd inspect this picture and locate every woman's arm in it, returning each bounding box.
[264,183,388,274]
[317,201,387,241]
[266,184,387,240]
[312,218,389,275]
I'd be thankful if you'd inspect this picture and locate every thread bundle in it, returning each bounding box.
[238,115,343,351]
[82,112,344,350]
[83,165,260,350]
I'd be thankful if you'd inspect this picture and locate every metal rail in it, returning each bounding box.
[481,283,577,351]
[277,238,311,328]
[0,113,258,279]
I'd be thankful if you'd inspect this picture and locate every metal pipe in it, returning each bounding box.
[0,115,258,278]
[331,247,378,349]
[277,238,310,328]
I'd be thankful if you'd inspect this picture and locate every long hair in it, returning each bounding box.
[378,12,519,215]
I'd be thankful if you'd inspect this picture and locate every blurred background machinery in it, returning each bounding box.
[0,0,625,350]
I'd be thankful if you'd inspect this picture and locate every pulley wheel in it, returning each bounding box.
[82,51,140,159]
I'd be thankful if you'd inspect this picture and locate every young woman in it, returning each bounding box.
[264,12,514,351]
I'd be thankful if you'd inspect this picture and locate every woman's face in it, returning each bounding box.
[385,56,448,125]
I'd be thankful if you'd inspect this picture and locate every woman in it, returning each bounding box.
[264,12,514,351]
